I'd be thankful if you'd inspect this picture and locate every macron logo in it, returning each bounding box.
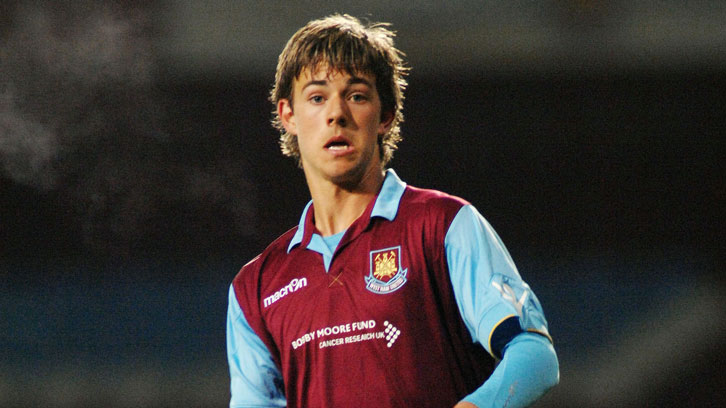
[263,278,307,308]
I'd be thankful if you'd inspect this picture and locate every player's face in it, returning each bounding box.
[278,66,393,188]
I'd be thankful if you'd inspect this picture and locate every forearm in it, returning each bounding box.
[460,332,559,408]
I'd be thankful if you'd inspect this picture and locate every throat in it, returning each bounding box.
[313,193,373,237]
[306,166,385,236]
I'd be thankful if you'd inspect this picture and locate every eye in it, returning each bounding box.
[350,93,368,103]
[309,95,324,104]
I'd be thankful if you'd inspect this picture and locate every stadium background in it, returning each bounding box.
[1,1,723,406]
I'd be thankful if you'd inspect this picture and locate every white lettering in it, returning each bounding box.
[291,331,316,350]
[264,277,308,308]
[352,320,375,331]
[319,338,344,348]
[294,320,385,351]
[317,323,353,338]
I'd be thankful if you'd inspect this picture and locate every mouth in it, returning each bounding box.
[324,136,352,151]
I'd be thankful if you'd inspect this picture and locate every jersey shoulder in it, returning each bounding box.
[400,184,470,219]
[394,185,471,247]
[232,225,298,299]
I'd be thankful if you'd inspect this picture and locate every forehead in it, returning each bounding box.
[293,64,376,89]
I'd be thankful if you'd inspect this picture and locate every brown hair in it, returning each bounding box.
[270,14,408,167]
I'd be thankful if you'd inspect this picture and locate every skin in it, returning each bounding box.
[278,65,393,236]
[279,65,480,408]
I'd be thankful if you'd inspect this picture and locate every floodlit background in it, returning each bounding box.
[1,1,724,407]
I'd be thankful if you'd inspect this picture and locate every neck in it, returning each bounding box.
[306,167,385,236]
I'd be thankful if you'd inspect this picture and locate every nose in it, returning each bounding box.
[327,95,348,127]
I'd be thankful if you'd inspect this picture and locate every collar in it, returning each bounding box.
[287,168,407,253]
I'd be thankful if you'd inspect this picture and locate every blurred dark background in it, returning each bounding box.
[1,1,724,407]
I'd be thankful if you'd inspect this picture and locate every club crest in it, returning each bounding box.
[366,246,408,294]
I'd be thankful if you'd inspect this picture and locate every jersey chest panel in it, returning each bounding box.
[261,219,436,359]
[237,188,494,407]
[256,210,478,406]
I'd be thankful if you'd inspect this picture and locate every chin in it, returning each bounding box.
[336,163,384,188]
[326,165,366,186]
[328,169,359,186]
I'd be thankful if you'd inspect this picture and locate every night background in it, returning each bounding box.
[1,1,724,407]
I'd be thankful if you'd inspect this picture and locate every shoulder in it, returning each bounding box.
[401,184,470,218]
[392,185,473,244]
[232,226,298,295]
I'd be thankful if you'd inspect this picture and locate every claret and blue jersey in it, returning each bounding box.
[227,169,554,408]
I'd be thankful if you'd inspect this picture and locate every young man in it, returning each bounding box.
[227,14,559,408]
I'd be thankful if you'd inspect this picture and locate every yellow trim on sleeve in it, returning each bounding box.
[526,328,554,345]
[487,314,516,358]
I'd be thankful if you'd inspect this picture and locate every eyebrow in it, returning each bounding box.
[300,76,373,92]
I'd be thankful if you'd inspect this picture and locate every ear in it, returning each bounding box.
[378,109,395,135]
[278,99,296,134]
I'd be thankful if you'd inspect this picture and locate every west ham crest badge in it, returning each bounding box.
[365,246,408,294]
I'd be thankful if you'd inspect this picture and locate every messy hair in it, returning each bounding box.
[270,14,408,167]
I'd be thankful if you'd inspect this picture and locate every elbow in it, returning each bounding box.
[547,367,560,391]
[543,345,560,391]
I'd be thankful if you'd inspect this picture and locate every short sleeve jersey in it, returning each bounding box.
[228,169,551,408]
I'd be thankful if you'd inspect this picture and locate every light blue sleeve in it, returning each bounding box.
[445,204,552,355]
[461,332,559,408]
[445,205,558,406]
[226,285,286,408]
